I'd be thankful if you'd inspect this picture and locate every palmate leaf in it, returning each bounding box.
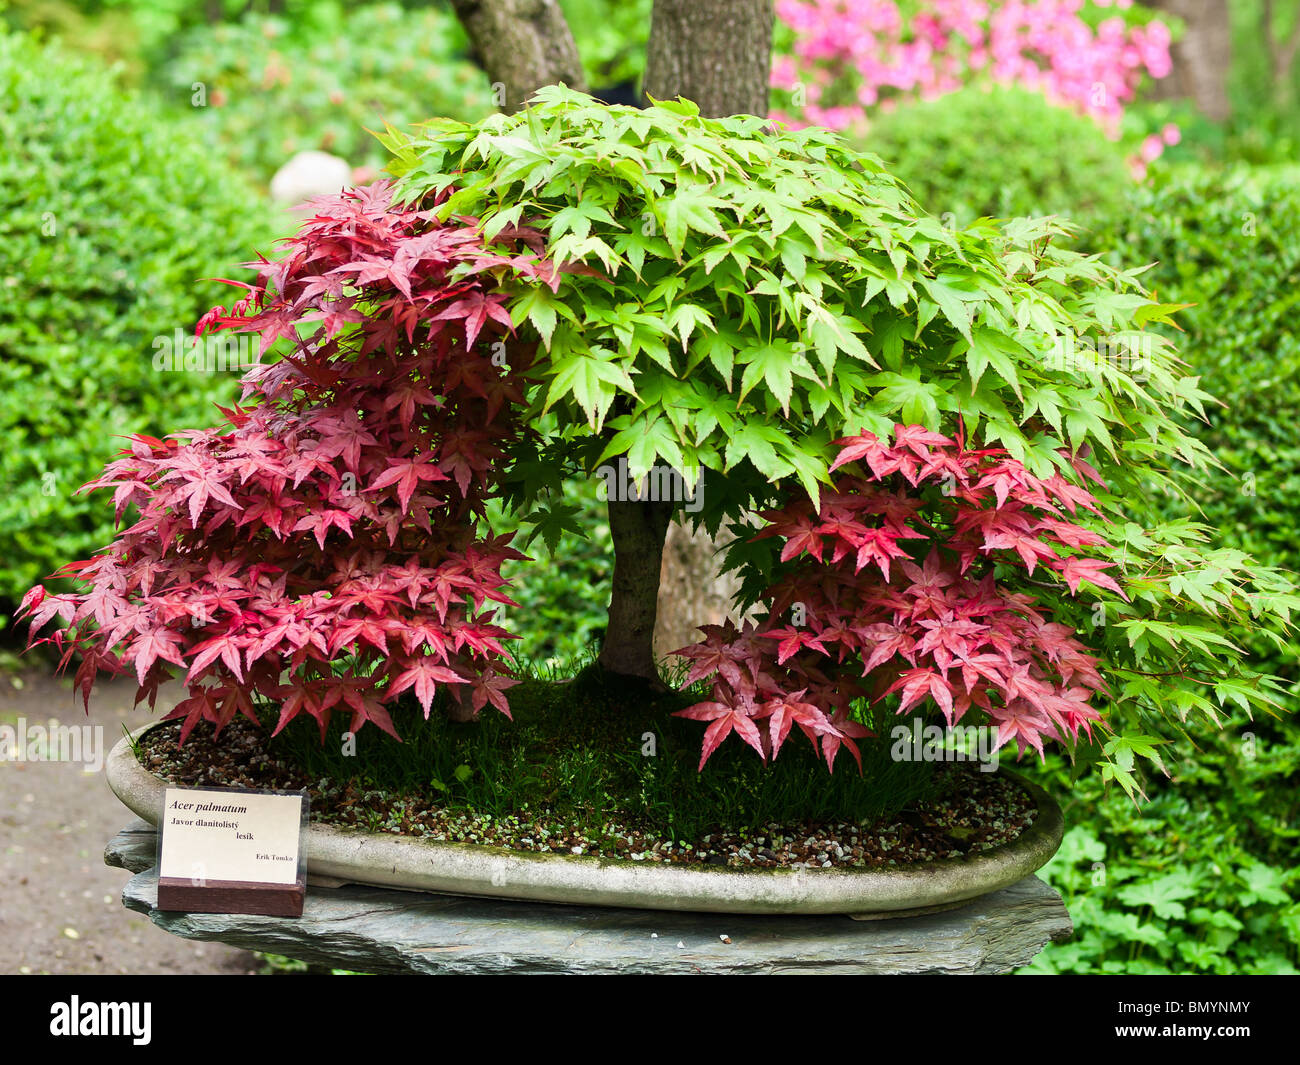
[598,412,687,482]
[955,326,1026,399]
[660,189,728,257]
[1117,873,1200,920]
[863,369,947,429]
[515,500,587,558]
[511,283,573,350]
[542,348,637,430]
[736,340,819,414]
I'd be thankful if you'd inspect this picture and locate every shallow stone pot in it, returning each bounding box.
[106,724,1064,916]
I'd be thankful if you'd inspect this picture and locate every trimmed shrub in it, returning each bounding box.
[0,31,279,616]
[860,86,1134,227]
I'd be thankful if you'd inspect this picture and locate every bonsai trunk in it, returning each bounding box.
[445,0,776,689]
[598,497,674,685]
[644,0,774,663]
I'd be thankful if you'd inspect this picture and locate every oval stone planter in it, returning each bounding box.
[106,724,1064,916]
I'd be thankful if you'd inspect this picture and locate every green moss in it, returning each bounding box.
[263,663,941,842]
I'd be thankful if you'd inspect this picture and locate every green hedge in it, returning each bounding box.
[1021,163,1300,974]
[0,31,279,618]
[1092,163,1300,685]
[860,86,1134,228]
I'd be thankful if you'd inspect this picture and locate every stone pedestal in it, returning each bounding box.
[106,819,1071,975]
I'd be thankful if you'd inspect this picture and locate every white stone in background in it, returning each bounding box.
[269,150,353,208]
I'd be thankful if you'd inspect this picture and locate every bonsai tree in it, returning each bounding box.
[22,89,1298,798]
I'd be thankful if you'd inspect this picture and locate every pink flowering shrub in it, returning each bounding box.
[673,424,1118,770]
[20,183,552,742]
[772,0,1174,163]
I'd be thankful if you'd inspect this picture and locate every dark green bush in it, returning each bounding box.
[1092,163,1300,689]
[0,31,279,617]
[1020,162,1300,974]
[860,86,1133,228]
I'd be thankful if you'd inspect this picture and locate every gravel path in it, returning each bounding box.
[0,665,256,975]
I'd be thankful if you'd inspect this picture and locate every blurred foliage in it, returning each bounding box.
[559,0,651,91]
[859,86,1134,228]
[2,0,382,73]
[3,0,651,182]
[159,3,494,182]
[0,30,280,619]
[1126,1,1300,167]
[1221,0,1300,164]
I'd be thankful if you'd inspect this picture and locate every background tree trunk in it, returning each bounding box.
[643,0,774,665]
[1263,0,1300,107]
[1145,0,1232,122]
[643,0,774,117]
[449,0,587,111]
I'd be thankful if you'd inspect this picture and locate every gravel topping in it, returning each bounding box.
[139,718,1038,870]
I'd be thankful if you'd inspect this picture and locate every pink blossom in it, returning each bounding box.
[773,0,1174,141]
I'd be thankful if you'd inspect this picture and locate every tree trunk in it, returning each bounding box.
[1145,0,1232,122]
[643,0,774,118]
[653,519,747,655]
[642,0,774,666]
[445,0,776,687]
[449,0,587,112]
[1263,0,1300,107]
[597,498,674,684]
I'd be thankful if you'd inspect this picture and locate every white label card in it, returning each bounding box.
[159,787,304,886]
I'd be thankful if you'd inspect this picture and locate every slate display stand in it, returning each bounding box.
[106,819,1072,975]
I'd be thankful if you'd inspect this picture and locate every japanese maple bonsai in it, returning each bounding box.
[23,88,1296,815]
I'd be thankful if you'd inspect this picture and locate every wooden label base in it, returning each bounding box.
[157,876,305,918]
